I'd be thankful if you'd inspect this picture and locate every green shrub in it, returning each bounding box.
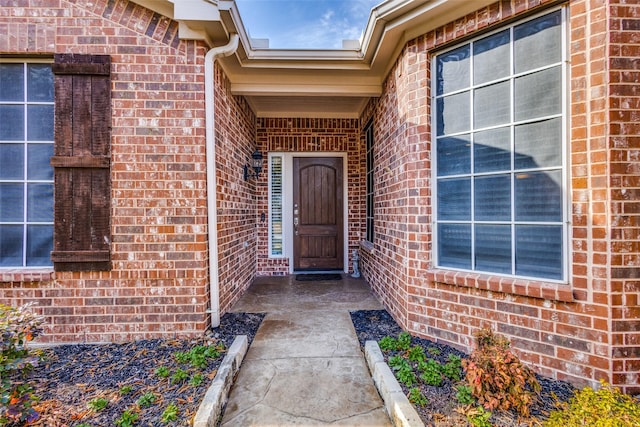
[115,409,138,427]
[0,303,44,425]
[87,397,109,412]
[387,355,406,369]
[544,381,640,427]
[442,354,462,381]
[397,332,412,351]
[396,365,418,387]
[189,373,204,387]
[136,392,156,408]
[455,384,474,405]
[389,355,417,386]
[161,402,179,423]
[418,359,443,387]
[379,332,412,352]
[407,345,426,363]
[467,405,492,427]
[171,368,188,384]
[155,366,170,378]
[427,347,441,357]
[119,385,133,396]
[462,328,540,416]
[378,336,398,351]
[408,387,428,407]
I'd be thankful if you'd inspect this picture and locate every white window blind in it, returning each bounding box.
[0,62,54,267]
[269,155,284,256]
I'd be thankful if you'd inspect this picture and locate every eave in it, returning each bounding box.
[131,0,495,118]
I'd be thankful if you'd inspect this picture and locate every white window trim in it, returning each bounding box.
[431,6,571,284]
[268,152,349,274]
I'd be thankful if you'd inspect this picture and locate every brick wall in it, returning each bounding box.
[254,118,361,275]
[609,0,640,393]
[0,0,255,343]
[361,0,640,392]
[214,67,257,313]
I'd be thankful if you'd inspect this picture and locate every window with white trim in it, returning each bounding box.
[269,154,284,256]
[433,9,567,281]
[0,62,54,267]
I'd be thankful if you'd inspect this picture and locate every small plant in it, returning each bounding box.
[408,387,428,407]
[442,354,462,381]
[544,381,640,427]
[387,355,406,369]
[136,392,156,408]
[189,373,204,387]
[171,368,188,384]
[397,332,412,351]
[115,409,139,427]
[462,328,540,416]
[378,336,398,351]
[466,405,492,427]
[396,365,418,387]
[87,397,109,412]
[407,345,426,363]
[0,303,44,425]
[119,385,133,396]
[455,384,474,405]
[418,359,443,387]
[155,366,170,378]
[161,402,179,423]
[389,355,417,386]
[427,347,442,357]
[174,351,190,364]
[174,345,221,370]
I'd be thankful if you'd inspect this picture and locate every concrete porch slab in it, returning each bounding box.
[219,275,393,426]
[220,357,391,426]
[245,311,361,359]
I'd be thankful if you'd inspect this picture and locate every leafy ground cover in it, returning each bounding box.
[24,313,264,427]
[350,310,577,427]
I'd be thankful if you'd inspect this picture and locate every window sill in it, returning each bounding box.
[0,269,54,284]
[359,240,375,254]
[426,269,574,303]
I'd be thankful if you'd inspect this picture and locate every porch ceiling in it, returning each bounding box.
[132,0,495,118]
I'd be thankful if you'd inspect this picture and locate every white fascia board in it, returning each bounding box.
[231,83,381,98]
[242,48,363,61]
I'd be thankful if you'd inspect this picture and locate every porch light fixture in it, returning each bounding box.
[243,149,263,181]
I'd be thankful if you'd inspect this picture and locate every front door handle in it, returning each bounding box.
[294,217,299,235]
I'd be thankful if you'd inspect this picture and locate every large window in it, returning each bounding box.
[433,9,567,281]
[365,121,374,243]
[0,62,54,267]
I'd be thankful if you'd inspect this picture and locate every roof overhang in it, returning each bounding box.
[132,0,494,118]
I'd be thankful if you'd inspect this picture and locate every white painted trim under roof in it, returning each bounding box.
[131,0,495,117]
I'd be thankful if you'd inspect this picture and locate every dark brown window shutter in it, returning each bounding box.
[51,54,111,271]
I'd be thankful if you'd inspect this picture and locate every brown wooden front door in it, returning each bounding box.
[293,157,344,270]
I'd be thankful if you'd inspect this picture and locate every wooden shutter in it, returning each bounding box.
[51,54,111,271]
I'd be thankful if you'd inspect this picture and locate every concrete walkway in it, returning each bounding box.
[220,274,393,426]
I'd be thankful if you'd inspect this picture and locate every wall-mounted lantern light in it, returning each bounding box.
[243,149,263,181]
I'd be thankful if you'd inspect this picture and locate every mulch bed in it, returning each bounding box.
[27,313,264,427]
[350,309,576,427]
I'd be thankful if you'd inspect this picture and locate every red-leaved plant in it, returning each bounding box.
[462,328,540,417]
[1,303,44,425]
